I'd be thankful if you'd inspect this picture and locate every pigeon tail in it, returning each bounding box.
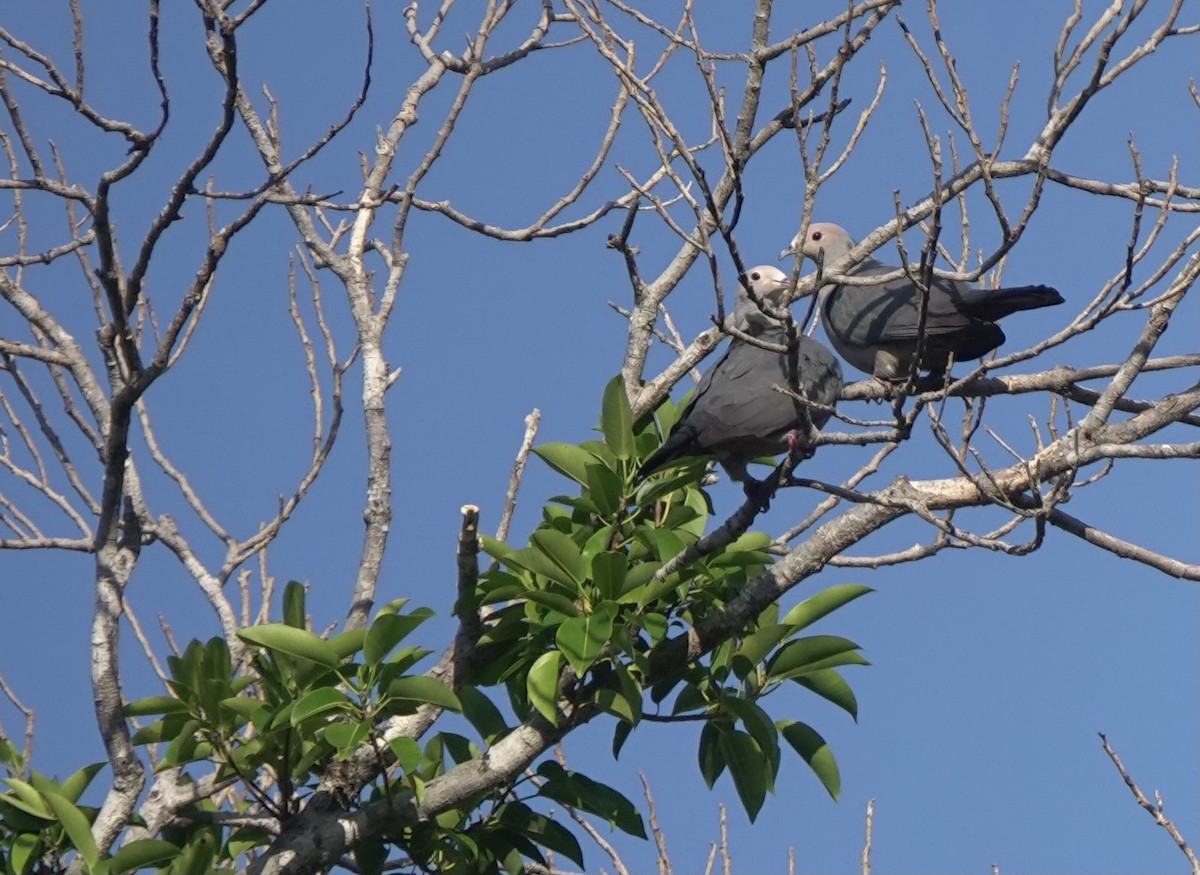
[966,285,1064,322]
[636,425,703,479]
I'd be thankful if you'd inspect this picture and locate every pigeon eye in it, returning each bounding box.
[749,271,762,281]
[812,231,823,241]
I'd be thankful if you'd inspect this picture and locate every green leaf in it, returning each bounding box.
[581,524,617,562]
[389,737,423,772]
[555,602,617,676]
[59,762,105,804]
[26,770,55,800]
[365,609,434,666]
[533,442,595,486]
[766,635,862,680]
[711,639,736,676]
[443,734,479,769]
[2,779,53,819]
[220,696,263,721]
[614,662,643,724]
[171,832,215,875]
[635,571,684,610]
[238,624,340,668]
[522,589,581,618]
[780,584,873,631]
[617,560,661,603]
[594,688,634,723]
[0,796,54,827]
[774,651,870,679]
[590,551,627,601]
[636,526,686,563]
[779,720,840,801]
[585,463,624,517]
[10,831,40,874]
[324,721,369,753]
[129,715,184,746]
[479,533,515,562]
[600,376,635,460]
[697,722,725,788]
[283,580,307,629]
[489,802,550,865]
[290,688,353,727]
[375,597,411,617]
[197,639,234,720]
[612,720,633,759]
[458,686,509,744]
[159,718,206,768]
[676,487,712,540]
[42,789,99,868]
[0,737,21,770]
[530,530,586,586]
[735,624,792,670]
[329,628,368,660]
[506,547,581,591]
[594,662,642,724]
[535,762,646,838]
[580,439,618,471]
[719,730,768,821]
[123,696,189,717]
[526,652,561,726]
[794,668,859,720]
[289,736,331,780]
[226,827,273,860]
[108,839,180,873]
[707,533,773,570]
[518,811,585,869]
[671,682,708,716]
[725,531,774,553]
[387,676,461,712]
[478,574,527,606]
[552,491,601,515]
[724,699,780,792]
[640,611,668,643]
[634,463,707,502]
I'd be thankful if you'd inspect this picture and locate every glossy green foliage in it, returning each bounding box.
[482,377,873,822]
[0,382,871,872]
[0,583,493,873]
[679,587,873,815]
[0,741,137,875]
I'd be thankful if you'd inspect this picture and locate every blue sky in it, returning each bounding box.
[1,2,1197,872]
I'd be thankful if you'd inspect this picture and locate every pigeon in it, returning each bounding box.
[780,223,1064,383]
[637,265,844,487]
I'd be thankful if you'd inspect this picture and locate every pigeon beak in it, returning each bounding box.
[778,245,794,262]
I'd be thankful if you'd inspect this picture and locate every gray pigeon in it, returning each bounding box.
[637,265,844,486]
[780,223,1064,382]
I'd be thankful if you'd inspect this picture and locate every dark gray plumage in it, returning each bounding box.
[637,265,843,485]
[780,223,1064,382]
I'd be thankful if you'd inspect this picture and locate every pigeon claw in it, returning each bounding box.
[870,374,897,401]
[743,477,774,513]
[785,429,816,462]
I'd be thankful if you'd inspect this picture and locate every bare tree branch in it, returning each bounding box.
[1100,733,1200,875]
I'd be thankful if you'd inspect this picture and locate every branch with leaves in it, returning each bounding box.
[0,2,1196,874]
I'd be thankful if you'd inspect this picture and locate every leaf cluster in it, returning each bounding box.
[475,378,871,819]
[0,379,870,873]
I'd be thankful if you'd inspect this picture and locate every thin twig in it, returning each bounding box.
[1099,733,1200,874]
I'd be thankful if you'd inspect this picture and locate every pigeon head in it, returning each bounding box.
[746,265,789,305]
[734,265,791,331]
[779,222,856,263]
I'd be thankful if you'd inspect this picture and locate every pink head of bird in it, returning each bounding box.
[780,222,856,262]
[744,265,789,304]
